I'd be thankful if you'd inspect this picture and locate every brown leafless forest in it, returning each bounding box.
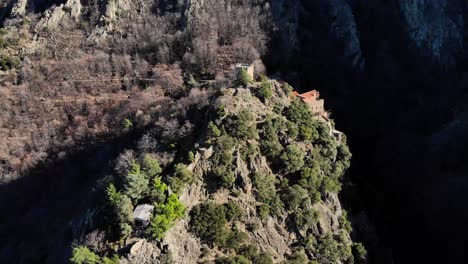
[0,0,272,182]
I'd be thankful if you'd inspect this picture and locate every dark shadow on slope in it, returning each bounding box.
[266,0,468,263]
[0,131,143,264]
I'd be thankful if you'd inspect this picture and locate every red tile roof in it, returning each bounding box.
[292,90,320,100]
[298,90,320,99]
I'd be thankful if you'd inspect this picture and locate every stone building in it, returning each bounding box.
[293,90,325,117]
[234,63,255,80]
[133,204,154,228]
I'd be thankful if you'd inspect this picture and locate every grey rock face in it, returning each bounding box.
[10,0,28,17]
[272,0,364,74]
[398,0,465,67]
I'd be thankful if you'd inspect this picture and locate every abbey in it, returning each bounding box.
[292,90,325,117]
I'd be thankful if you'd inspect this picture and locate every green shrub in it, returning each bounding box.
[102,255,120,264]
[0,38,6,48]
[240,142,259,160]
[210,135,237,189]
[286,121,299,140]
[252,173,284,217]
[238,244,259,259]
[70,246,100,264]
[317,136,338,161]
[258,74,268,82]
[352,243,368,264]
[224,201,243,221]
[303,236,318,252]
[284,99,318,141]
[340,210,353,234]
[226,110,257,140]
[237,68,252,86]
[284,250,308,264]
[257,80,273,101]
[123,118,133,129]
[149,214,173,239]
[106,184,133,238]
[190,202,229,246]
[216,255,251,264]
[336,142,352,170]
[259,119,284,160]
[124,160,149,202]
[208,121,222,138]
[282,184,308,211]
[298,162,323,193]
[279,145,305,173]
[142,154,162,178]
[238,245,273,264]
[294,207,319,231]
[283,83,293,94]
[148,177,168,204]
[149,194,185,239]
[268,195,285,216]
[188,151,195,162]
[169,163,194,194]
[252,253,274,264]
[322,177,341,194]
[213,135,236,166]
[213,165,236,188]
[252,173,276,203]
[160,252,173,264]
[286,99,312,123]
[217,105,227,118]
[260,137,283,160]
[257,204,270,219]
[314,233,340,264]
[225,228,248,250]
[0,55,21,70]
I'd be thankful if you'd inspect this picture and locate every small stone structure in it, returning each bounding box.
[292,90,325,117]
[133,204,154,228]
[235,63,255,80]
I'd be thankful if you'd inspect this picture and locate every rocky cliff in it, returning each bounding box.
[269,0,468,263]
[99,79,356,264]
[2,0,467,263]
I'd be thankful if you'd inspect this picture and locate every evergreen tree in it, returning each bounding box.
[124,170,149,202]
[142,154,162,178]
[148,177,168,204]
[279,145,305,173]
[257,80,273,101]
[70,246,100,264]
[237,68,252,86]
[106,184,134,239]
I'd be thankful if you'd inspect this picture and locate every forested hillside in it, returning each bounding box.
[0,1,364,263]
[0,0,270,182]
[3,0,468,263]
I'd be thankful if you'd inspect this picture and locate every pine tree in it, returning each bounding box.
[237,68,252,86]
[124,160,149,202]
[70,246,100,264]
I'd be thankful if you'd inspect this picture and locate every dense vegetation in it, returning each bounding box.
[181,80,360,263]
[0,0,272,182]
[0,2,365,263]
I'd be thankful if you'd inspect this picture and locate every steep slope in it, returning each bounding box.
[268,0,468,263]
[84,79,359,264]
[0,0,271,181]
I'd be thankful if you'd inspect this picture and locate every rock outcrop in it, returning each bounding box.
[121,239,161,264]
[36,0,82,30]
[10,0,28,17]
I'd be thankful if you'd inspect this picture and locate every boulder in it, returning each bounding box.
[236,153,252,194]
[121,239,160,264]
[10,0,28,17]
